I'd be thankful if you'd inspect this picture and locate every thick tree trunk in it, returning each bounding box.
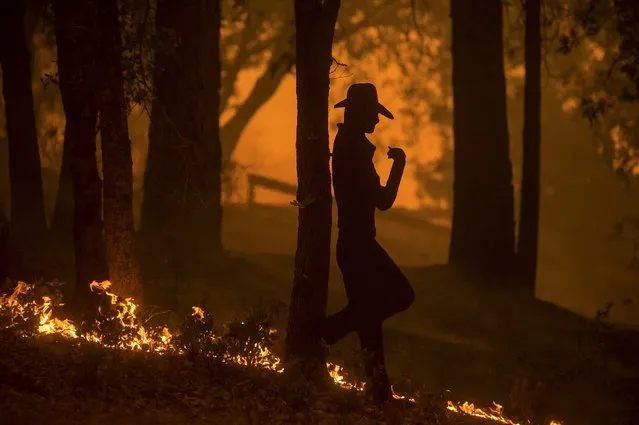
[448,0,515,282]
[285,0,339,381]
[141,0,222,293]
[0,0,47,279]
[53,0,108,298]
[517,0,541,295]
[97,0,143,300]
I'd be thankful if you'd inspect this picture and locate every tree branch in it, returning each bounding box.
[221,23,293,112]
[221,13,253,112]
[220,32,295,165]
[219,0,400,164]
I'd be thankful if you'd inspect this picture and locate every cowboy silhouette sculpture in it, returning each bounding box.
[319,83,415,405]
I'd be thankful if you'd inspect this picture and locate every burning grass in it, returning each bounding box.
[0,280,564,425]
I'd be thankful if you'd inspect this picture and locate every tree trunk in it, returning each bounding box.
[285,0,339,381]
[517,0,541,295]
[0,0,47,279]
[141,0,222,295]
[50,0,74,237]
[448,0,515,283]
[96,0,143,300]
[53,0,107,298]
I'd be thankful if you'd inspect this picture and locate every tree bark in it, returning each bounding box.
[448,0,516,282]
[285,0,339,380]
[517,0,541,295]
[0,0,47,278]
[52,0,108,298]
[141,0,222,292]
[97,0,143,300]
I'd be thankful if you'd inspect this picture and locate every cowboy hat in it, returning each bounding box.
[334,83,394,119]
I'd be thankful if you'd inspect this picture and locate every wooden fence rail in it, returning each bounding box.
[246,173,436,229]
[247,173,297,205]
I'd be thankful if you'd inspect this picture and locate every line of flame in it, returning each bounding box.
[1,281,562,425]
[446,401,563,425]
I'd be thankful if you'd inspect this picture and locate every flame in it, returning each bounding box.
[447,401,519,424]
[327,362,365,391]
[38,296,77,338]
[1,281,562,425]
[191,306,205,320]
[446,401,562,425]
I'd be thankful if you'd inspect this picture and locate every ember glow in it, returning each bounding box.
[1,281,562,425]
[327,362,364,391]
[447,401,521,424]
[446,401,563,425]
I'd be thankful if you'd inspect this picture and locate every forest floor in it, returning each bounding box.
[0,330,463,425]
[199,204,639,425]
[2,263,635,425]
[2,203,638,425]
[172,255,639,425]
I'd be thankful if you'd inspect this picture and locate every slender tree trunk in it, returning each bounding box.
[448,0,515,282]
[50,0,74,237]
[141,0,222,296]
[96,0,143,300]
[517,0,541,295]
[0,0,47,279]
[53,0,107,298]
[285,0,339,381]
